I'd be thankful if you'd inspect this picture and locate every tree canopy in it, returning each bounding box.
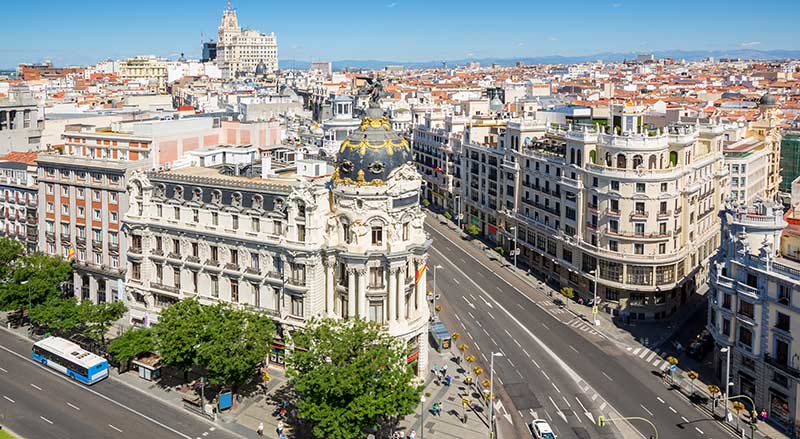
[155,298,208,375]
[0,253,72,311]
[80,301,127,343]
[196,303,274,390]
[28,296,82,334]
[109,327,156,364]
[287,318,422,439]
[0,237,23,280]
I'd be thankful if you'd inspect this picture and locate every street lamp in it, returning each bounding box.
[488,352,504,439]
[588,270,599,326]
[508,226,518,269]
[455,195,462,230]
[720,347,732,422]
[420,395,426,439]
[432,265,443,320]
[21,280,30,311]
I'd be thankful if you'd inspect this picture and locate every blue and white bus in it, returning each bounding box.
[32,336,109,385]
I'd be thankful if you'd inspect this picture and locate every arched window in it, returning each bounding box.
[616,154,627,169]
[576,150,582,166]
[648,155,657,169]
[632,155,643,169]
[669,151,678,167]
[605,152,612,166]
[570,149,575,164]
[589,150,597,164]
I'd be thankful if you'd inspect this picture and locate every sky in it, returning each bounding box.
[2,0,799,68]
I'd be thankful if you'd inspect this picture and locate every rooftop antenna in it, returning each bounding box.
[227,0,232,10]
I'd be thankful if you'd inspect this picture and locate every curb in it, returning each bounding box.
[0,425,26,439]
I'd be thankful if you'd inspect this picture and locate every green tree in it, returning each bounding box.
[0,237,23,280]
[80,301,127,343]
[196,304,274,392]
[287,318,422,439]
[465,224,480,237]
[0,253,72,311]
[155,298,207,379]
[28,296,81,334]
[109,327,156,364]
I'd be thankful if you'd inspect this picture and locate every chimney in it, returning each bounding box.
[261,151,272,179]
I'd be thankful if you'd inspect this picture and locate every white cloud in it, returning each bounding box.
[466,52,476,58]
[387,2,397,7]
[517,42,525,47]
[740,41,762,48]
[612,2,623,7]
[547,36,559,42]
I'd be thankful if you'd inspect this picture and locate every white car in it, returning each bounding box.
[529,419,556,439]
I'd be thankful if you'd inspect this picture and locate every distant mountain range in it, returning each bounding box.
[281,49,800,71]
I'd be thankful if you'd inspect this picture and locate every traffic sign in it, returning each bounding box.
[669,364,677,372]
[592,306,598,315]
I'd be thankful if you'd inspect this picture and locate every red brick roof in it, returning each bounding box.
[0,151,39,166]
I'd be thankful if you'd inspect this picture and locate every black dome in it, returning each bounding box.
[759,93,776,106]
[255,61,268,76]
[334,110,411,186]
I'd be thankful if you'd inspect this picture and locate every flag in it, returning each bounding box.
[433,167,442,173]
[67,246,76,262]
[415,262,427,285]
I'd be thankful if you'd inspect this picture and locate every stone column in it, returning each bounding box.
[357,268,367,319]
[347,267,356,318]
[388,266,398,323]
[398,266,407,322]
[324,259,335,317]
[415,258,427,313]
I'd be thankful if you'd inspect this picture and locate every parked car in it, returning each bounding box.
[529,419,556,439]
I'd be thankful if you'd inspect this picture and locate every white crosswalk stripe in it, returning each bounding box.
[632,347,641,356]
[639,349,650,359]
[644,351,657,362]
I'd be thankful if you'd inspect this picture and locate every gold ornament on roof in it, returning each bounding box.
[338,137,410,157]
[359,117,391,131]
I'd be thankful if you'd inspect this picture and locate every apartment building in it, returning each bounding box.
[217,2,278,80]
[411,113,468,214]
[119,56,168,94]
[708,200,800,434]
[747,94,782,198]
[0,152,38,252]
[724,139,769,205]
[123,111,430,374]
[464,104,728,319]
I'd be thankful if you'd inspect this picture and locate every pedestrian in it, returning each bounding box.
[431,402,438,416]
[409,429,416,439]
[277,421,284,435]
[442,364,448,377]
[761,409,768,421]
[438,401,444,416]
[445,375,452,386]
[256,422,264,437]
[432,364,438,375]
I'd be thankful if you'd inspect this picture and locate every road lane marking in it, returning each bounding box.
[640,405,654,416]
[67,402,80,410]
[507,357,514,367]
[599,401,607,411]
[632,347,641,355]
[657,397,665,404]
[639,349,650,359]
[695,427,704,435]
[469,294,477,300]
[483,328,492,338]
[109,424,123,433]
[542,371,551,380]
[30,383,42,391]
[481,352,488,362]
[644,351,657,362]
[517,303,524,309]
[513,338,522,348]
[476,320,482,327]
[468,311,475,320]
[497,376,503,385]
[516,370,524,379]
[668,406,677,414]
[562,396,571,407]
[569,345,579,354]
[602,372,614,381]
[487,311,495,320]
[531,358,540,368]
[681,416,689,423]
[463,297,476,309]
[453,278,460,284]
[541,323,549,330]
[551,382,561,393]
[40,416,53,424]
[3,395,14,403]
[0,367,7,373]
[455,314,461,322]
[0,344,194,439]
[523,349,530,357]
[504,329,512,337]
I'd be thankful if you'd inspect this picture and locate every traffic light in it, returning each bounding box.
[597,416,606,427]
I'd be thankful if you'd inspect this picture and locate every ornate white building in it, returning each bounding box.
[124,108,430,374]
[217,1,278,80]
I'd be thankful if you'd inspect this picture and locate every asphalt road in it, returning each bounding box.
[425,217,734,439]
[0,330,240,439]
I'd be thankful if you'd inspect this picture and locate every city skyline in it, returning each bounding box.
[3,0,799,68]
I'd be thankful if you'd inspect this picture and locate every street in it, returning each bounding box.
[0,330,240,439]
[425,217,735,439]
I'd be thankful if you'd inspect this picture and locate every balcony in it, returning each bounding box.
[586,222,597,231]
[657,210,671,219]
[605,208,621,217]
[186,255,200,264]
[630,210,649,219]
[245,266,260,275]
[205,259,220,267]
[152,248,164,256]
[765,354,800,379]
[129,246,142,254]
[224,262,239,272]
[588,204,598,213]
[60,233,71,242]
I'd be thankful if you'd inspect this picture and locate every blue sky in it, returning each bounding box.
[2,0,798,68]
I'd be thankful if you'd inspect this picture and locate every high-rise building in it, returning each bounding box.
[708,200,800,433]
[0,152,39,253]
[123,109,430,374]
[780,130,800,193]
[217,1,278,80]
[747,94,782,198]
[0,88,41,154]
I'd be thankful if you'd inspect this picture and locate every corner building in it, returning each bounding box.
[124,112,430,374]
[485,104,728,320]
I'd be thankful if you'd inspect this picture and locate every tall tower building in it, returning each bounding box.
[749,93,782,198]
[216,1,278,80]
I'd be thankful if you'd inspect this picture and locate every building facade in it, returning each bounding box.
[123,111,430,374]
[781,131,800,194]
[217,2,278,80]
[411,113,467,214]
[0,152,38,252]
[0,89,42,155]
[119,56,168,94]
[708,200,800,435]
[467,104,728,319]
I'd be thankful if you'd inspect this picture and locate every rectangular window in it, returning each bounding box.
[92,190,100,201]
[402,222,410,240]
[174,268,181,289]
[230,280,239,303]
[230,248,238,265]
[252,217,260,232]
[251,283,260,307]
[739,301,755,319]
[722,318,731,336]
[343,223,351,243]
[369,266,384,288]
[192,271,199,293]
[636,183,645,193]
[776,312,790,332]
[297,225,305,242]
[291,296,304,317]
[371,226,383,245]
[739,326,753,349]
[634,243,644,255]
[93,209,101,220]
[173,239,180,254]
[193,209,199,222]
[250,252,259,270]
[131,262,141,280]
[609,240,618,251]
[369,300,384,324]
[722,293,732,309]
[232,214,239,230]
[634,223,645,236]
[212,212,218,225]
[210,245,219,262]
[156,264,163,283]
[210,275,219,297]
[110,211,118,223]
[174,207,180,220]
[611,181,619,191]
